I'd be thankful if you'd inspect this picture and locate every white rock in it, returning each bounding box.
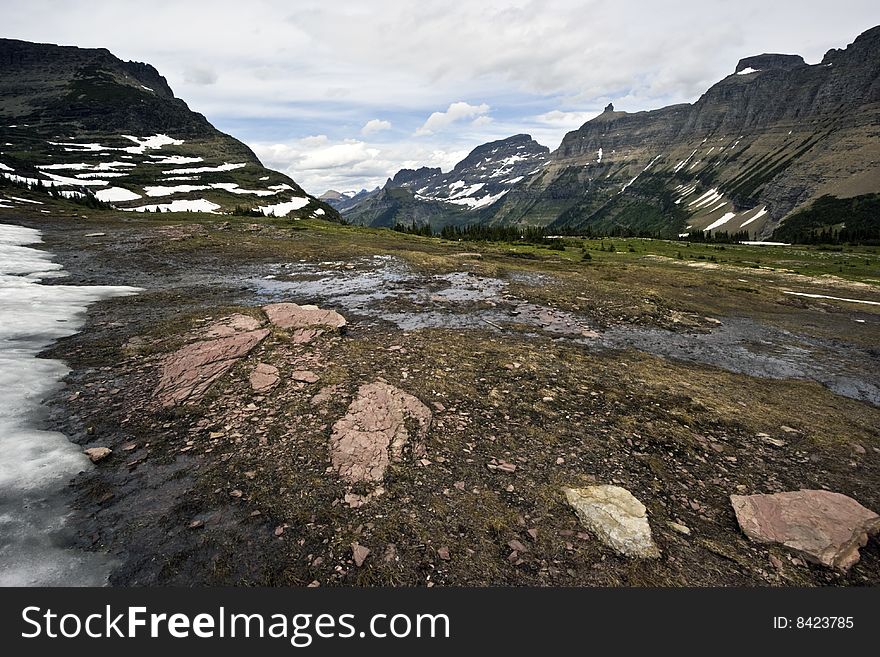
[563,485,660,558]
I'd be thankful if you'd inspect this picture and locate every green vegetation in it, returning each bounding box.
[772,194,880,245]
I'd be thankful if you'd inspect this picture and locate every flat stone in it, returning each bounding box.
[263,302,346,331]
[329,381,432,484]
[203,314,264,338]
[84,447,112,463]
[731,490,880,571]
[351,542,370,567]
[249,362,279,392]
[290,370,319,384]
[154,327,270,407]
[667,521,692,536]
[562,485,660,558]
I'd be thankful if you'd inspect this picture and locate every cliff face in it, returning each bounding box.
[481,25,880,238]
[0,39,338,219]
[343,26,879,237]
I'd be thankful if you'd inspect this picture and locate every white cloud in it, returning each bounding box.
[361,118,392,135]
[2,0,876,191]
[252,136,468,194]
[415,101,490,136]
[533,109,601,128]
[183,65,218,86]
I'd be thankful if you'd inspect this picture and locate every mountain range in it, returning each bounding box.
[0,38,338,220]
[339,26,880,240]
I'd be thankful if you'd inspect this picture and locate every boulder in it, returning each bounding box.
[154,328,270,406]
[329,381,432,484]
[84,447,112,463]
[249,362,279,392]
[562,485,660,558]
[263,303,346,331]
[730,490,880,571]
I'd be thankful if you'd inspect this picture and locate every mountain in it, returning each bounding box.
[344,134,549,227]
[318,188,378,212]
[344,26,880,239]
[0,38,338,219]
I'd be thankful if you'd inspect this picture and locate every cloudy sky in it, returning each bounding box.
[3,1,877,194]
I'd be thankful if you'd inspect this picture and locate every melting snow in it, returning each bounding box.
[0,224,140,585]
[43,172,108,186]
[783,292,880,306]
[258,197,311,217]
[447,190,509,209]
[124,199,221,213]
[163,162,247,175]
[95,187,141,203]
[704,211,737,231]
[121,134,183,154]
[147,155,203,165]
[737,67,760,75]
[739,206,768,228]
[48,142,107,152]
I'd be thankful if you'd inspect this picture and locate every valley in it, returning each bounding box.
[4,207,876,586]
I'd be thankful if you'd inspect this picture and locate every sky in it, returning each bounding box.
[2,0,878,194]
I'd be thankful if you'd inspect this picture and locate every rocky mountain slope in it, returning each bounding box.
[344,134,549,228]
[345,26,879,239]
[0,39,337,219]
[318,188,378,212]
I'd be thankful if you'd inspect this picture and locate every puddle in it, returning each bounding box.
[249,255,880,406]
[595,318,880,406]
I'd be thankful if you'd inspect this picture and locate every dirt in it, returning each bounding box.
[11,214,879,587]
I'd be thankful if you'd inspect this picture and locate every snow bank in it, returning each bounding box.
[0,224,140,585]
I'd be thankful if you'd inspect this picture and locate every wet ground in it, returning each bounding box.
[250,254,880,406]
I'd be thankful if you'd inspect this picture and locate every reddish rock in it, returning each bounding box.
[154,328,270,406]
[731,490,880,571]
[290,370,319,384]
[437,546,451,561]
[311,384,340,406]
[329,381,432,484]
[84,447,111,463]
[203,314,264,338]
[249,363,280,392]
[263,303,346,331]
[352,542,371,567]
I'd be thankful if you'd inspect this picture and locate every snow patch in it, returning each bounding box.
[124,199,221,213]
[258,197,311,217]
[783,292,880,306]
[704,211,737,231]
[739,206,768,228]
[163,162,247,175]
[95,187,141,203]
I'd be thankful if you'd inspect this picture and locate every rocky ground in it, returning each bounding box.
[12,213,880,586]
